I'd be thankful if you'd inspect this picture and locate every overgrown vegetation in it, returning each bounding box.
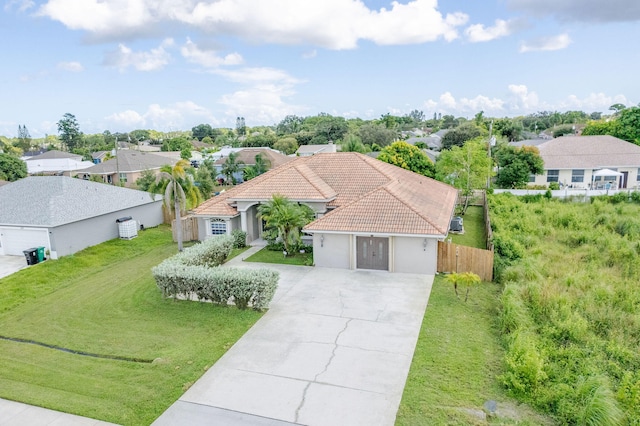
[491,193,640,424]
[0,226,261,425]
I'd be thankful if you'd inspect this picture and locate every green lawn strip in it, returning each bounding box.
[226,246,251,261]
[396,276,550,425]
[244,247,312,266]
[0,227,262,425]
[450,206,486,249]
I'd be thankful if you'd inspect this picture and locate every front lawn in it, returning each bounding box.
[0,226,262,425]
[244,247,313,266]
[396,275,551,425]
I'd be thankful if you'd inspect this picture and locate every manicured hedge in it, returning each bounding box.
[152,235,278,311]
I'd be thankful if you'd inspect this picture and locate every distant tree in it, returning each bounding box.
[313,114,349,142]
[442,123,483,149]
[194,164,215,199]
[358,123,397,148]
[379,113,398,129]
[276,115,304,135]
[441,115,457,129]
[582,120,616,136]
[15,125,32,152]
[192,124,214,141]
[435,138,493,213]
[616,107,640,143]
[378,141,435,177]
[273,137,298,155]
[590,112,602,120]
[407,109,425,123]
[495,145,544,188]
[135,169,156,191]
[340,134,367,153]
[180,147,192,160]
[236,117,246,136]
[162,137,192,152]
[242,133,277,148]
[494,119,523,142]
[0,153,27,181]
[221,152,244,184]
[57,113,83,151]
[129,129,150,141]
[414,141,427,149]
[609,103,626,113]
[201,136,214,145]
[553,125,575,138]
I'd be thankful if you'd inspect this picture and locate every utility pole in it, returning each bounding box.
[487,120,494,189]
[115,135,120,186]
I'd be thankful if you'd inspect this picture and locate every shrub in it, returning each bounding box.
[151,234,278,310]
[231,229,247,248]
[548,182,560,190]
[501,331,548,397]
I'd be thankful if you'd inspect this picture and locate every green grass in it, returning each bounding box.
[226,246,251,261]
[450,206,486,249]
[0,226,261,425]
[244,247,313,266]
[396,275,551,425]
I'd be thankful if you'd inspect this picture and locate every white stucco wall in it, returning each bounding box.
[49,201,163,258]
[313,233,350,269]
[392,236,438,275]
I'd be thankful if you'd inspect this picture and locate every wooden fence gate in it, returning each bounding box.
[172,216,199,242]
[437,241,493,282]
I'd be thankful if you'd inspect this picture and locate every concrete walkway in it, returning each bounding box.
[0,255,28,279]
[154,247,434,426]
[0,399,116,425]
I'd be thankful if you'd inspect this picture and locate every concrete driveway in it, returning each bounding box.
[154,258,434,426]
[0,255,28,279]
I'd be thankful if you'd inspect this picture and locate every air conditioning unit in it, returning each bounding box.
[116,217,138,240]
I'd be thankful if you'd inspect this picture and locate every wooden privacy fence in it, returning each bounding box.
[172,216,199,242]
[437,241,494,282]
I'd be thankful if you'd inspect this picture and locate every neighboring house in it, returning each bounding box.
[528,135,640,189]
[193,152,457,274]
[296,143,337,157]
[24,150,94,176]
[405,136,442,150]
[214,148,293,183]
[91,151,111,164]
[508,139,548,148]
[0,176,163,258]
[80,150,178,187]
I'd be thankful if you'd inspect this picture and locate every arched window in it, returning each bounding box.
[210,219,227,235]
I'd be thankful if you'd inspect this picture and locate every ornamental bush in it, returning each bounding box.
[151,235,278,310]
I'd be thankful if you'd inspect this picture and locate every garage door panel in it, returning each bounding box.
[0,228,49,256]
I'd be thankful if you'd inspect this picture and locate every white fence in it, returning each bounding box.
[493,188,638,200]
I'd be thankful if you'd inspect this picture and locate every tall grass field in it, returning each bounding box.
[491,193,640,425]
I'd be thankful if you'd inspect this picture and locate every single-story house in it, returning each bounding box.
[24,150,94,176]
[528,135,640,189]
[192,152,457,274]
[0,176,163,258]
[296,143,337,157]
[214,148,293,183]
[80,150,178,187]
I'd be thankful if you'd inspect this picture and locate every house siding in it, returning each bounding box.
[313,233,351,269]
[48,201,163,258]
[393,236,438,275]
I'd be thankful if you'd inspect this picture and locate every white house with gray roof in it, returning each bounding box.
[0,176,163,258]
[529,135,640,189]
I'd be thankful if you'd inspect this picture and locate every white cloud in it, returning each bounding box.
[57,61,84,72]
[105,101,219,131]
[302,50,317,59]
[219,85,303,124]
[520,33,572,52]
[559,93,630,111]
[212,67,303,86]
[103,38,174,71]
[180,38,243,68]
[507,84,539,109]
[38,0,469,49]
[465,18,521,42]
[424,91,506,115]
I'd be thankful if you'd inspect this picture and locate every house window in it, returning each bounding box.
[210,219,227,235]
[528,174,535,183]
[571,169,584,183]
[637,170,640,182]
[547,170,559,183]
[119,173,127,183]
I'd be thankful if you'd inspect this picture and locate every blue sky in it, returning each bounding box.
[1,0,638,137]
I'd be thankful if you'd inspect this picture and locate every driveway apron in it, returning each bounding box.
[153,261,433,426]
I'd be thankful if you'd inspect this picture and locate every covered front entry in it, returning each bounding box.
[356,236,389,271]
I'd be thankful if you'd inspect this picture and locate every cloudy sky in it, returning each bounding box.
[1,0,639,137]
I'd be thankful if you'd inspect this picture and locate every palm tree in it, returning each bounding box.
[243,154,271,181]
[221,152,244,184]
[154,159,201,251]
[258,195,311,255]
[341,134,367,153]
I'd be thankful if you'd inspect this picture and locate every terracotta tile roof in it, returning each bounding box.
[193,152,457,236]
[538,135,640,169]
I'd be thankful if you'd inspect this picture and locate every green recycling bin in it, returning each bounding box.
[36,246,46,262]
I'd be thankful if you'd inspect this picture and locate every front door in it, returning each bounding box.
[621,171,628,189]
[356,237,389,271]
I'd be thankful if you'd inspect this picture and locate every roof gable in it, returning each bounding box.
[539,135,640,169]
[83,151,176,174]
[25,150,82,161]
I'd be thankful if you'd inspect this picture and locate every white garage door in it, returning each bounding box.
[0,227,50,256]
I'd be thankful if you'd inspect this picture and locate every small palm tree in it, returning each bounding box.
[258,195,312,255]
[243,154,271,181]
[445,272,481,302]
[341,134,367,153]
[221,152,244,184]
